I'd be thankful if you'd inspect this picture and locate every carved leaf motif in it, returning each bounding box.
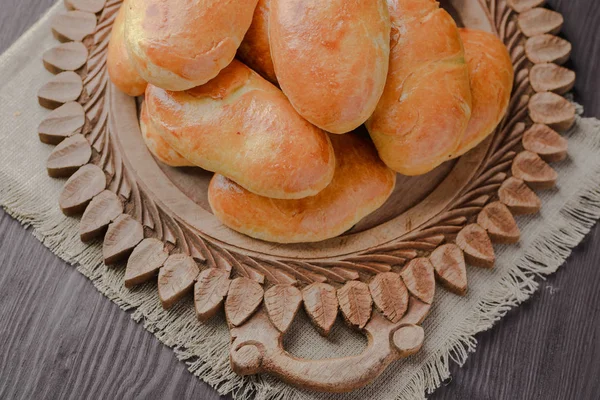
[512,150,558,189]
[525,34,571,65]
[158,254,199,309]
[65,0,106,13]
[529,64,575,95]
[194,268,231,322]
[38,101,85,144]
[518,8,563,37]
[47,134,91,177]
[429,244,467,296]
[42,41,88,74]
[477,202,521,244]
[528,92,576,131]
[79,190,123,241]
[51,10,97,42]
[59,164,106,215]
[498,177,541,215]
[225,277,264,327]
[456,224,495,269]
[369,272,409,323]
[522,124,568,162]
[400,258,435,304]
[264,285,303,333]
[302,283,338,336]
[103,214,143,265]
[38,71,83,109]
[337,281,372,329]
[124,238,169,288]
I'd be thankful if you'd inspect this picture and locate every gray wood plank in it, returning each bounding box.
[0,1,598,399]
[0,3,226,399]
[0,210,224,400]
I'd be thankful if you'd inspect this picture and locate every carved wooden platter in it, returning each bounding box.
[38,0,575,393]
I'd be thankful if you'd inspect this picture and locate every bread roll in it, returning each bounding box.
[366,0,472,176]
[451,29,514,157]
[269,0,391,134]
[208,133,396,243]
[145,60,335,200]
[237,0,277,84]
[140,103,191,167]
[107,4,147,97]
[124,0,258,91]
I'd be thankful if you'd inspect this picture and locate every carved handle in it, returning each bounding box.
[229,298,430,393]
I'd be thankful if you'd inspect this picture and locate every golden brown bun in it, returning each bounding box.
[107,4,147,97]
[145,60,335,200]
[237,0,277,84]
[451,29,514,157]
[269,0,391,134]
[208,133,396,243]
[140,102,191,167]
[366,0,472,176]
[124,0,258,91]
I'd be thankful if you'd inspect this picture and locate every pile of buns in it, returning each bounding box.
[107,0,514,244]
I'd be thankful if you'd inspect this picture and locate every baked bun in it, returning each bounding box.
[145,60,335,200]
[269,0,391,134]
[208,133,396,243]
[140,102,191,167]
[124,0,258,91]
[451,29,514,157]
[366,0,472,176]
[107,3,147,96]
[237,0,277,84]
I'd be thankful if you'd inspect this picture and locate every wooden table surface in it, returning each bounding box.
[1,1,599,399]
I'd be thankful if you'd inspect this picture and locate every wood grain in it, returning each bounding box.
[529,63,576,95]
[301,283,339,336]
[158,254,199,309]
[225,278,263,327]
[430,244,468,296]
[38,102,85,145]
[59,164,106,216]
[46,133,92,177]
[498,177,542,215]
[512,150,559,189]
[0,0,599,399]
[79,189,123,241]
[263,284,302,333]
[522,123,569,162]
[124,238,169,288]
[38,71,83,109]
[477,202,521,244]
[456,224,496,268]
[369,272,409,323]
[194,268,231,322]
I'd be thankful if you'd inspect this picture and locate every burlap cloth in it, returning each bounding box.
[2,4,600,399]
